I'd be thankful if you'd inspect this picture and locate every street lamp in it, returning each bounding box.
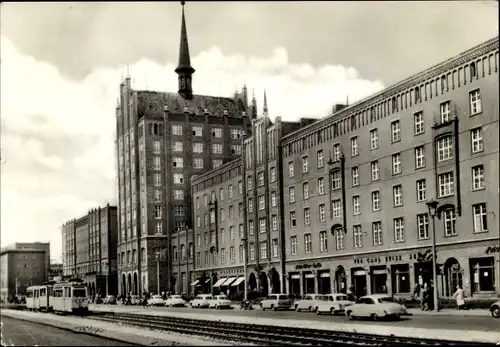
[426,199,440,312]
[155,251,161,295]
[241,237,248,301]
[104,262,109,296]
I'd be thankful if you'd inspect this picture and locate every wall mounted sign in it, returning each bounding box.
[295,263,322,270]
[485,246,499,254]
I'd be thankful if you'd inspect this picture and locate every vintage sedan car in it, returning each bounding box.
[294,294,326,312]
[103,295,116,305]
[190,294,213,308]
[165,295,187,307]
[316,294,355,315]
[490,300,500,318]
[260,294,292,311]
[345,295,408,320]
[147,295,165,307]
[208,295,232,309]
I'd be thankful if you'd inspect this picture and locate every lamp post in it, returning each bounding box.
[426,199,440,312]
[156,251,160,295]
[104,262,109,296]
[241,237,248,301]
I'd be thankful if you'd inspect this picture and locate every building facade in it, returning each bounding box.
[115,3,254,296]
[0,242,50,301]
[49,262,63,280]
[280,37,499,300]
[191,111,317,297]
[190,37,499,301]
[61,204,118,297]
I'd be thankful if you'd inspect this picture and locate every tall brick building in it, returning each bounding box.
[190,37,499,300]
[191,107,318,296]
[61,204,118,297]
[115,3,253,296]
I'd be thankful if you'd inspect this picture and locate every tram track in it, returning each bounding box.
[88,312,497,346]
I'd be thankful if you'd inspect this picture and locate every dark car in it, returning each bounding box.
[490,300,499,318]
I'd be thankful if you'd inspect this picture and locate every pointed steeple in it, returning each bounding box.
[263,90,268,116]
[251,90,258,119]
[175,1,195,100]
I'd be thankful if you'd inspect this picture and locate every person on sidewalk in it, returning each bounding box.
[421,283,429,311]
[452,285,466,310]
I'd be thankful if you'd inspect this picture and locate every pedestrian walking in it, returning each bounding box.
[452,285,466,310]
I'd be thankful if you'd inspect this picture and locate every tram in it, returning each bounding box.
[26,285,52,311]
[50,280,89,314]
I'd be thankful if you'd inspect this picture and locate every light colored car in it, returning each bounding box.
[294,294,326,312]
[490,300,500,318]
[103,295,116,305]
[190,294,213,308]
[165,295,187,307]
[147,295,165,307]
[345,294,408,320]
[260,294,291,311]
[209,295,232,309]
[316,294,354,315]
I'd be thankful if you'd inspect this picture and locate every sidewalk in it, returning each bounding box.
[407,308,491,317]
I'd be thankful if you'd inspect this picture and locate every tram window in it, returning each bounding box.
[27,290,33,298]
[35,290,39,298]
[40,288,45,296]
[67,288,72,298]
[73,288,86,298]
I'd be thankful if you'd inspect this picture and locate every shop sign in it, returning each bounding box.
[485,246,500,254]
[295,263,322,270]
[409,249,433,263]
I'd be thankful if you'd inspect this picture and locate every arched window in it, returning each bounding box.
[173,246,178,261]
[181,244,186,259]
[153,123,158,135]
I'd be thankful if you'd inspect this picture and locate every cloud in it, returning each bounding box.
[0,35,384,261]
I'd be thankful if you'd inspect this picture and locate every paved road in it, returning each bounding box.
[0,316,136,346]
[91,304,499,332]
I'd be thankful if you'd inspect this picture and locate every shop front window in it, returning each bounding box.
[370,266,388,294]
[303,272,315,294]
[391,264,410,294]
[289,273,300,296]
[470,257,495,294]
[351,268,367,298]
[318,271,331,294]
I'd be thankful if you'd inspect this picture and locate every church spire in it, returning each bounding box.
[175,1,195,100]
[263,90,268,116]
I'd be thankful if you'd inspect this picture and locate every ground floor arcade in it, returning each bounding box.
[285,240,499,300]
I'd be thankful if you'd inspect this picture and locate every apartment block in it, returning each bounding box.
[61,204,118,297]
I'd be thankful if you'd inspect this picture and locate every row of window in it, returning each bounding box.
[171,124,242,139]
[291,125,484,179]
[288,164,486,209]
[289,202,488,254]
[195,239,279,267]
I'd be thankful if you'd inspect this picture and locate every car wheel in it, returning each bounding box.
[260,303,265,311]
[330,308,336,316]
[295,305,300,312]
[347,311,356,320]
[491,306,500,319]
[371,313,379,321]
[316,309,321,315]
[308,306,313,312]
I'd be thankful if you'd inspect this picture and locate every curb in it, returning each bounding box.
[1,311,143,346]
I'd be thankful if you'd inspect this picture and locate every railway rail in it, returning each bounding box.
[88,312,497,347]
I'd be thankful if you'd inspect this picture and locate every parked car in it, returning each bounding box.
[345,294,408,321]
[165,295,187,307]
[103,295,117,305]
[190,294,213,308]
[147,295,165,307]
[490,300,500,318]
[316,294,355,315]
[260,294,292,311]
[294,294,326,312]
[209,295,232,309]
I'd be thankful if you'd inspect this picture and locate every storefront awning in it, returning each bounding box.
[190,280,199,286]
[230,277,245,287]
[291,274,300,279]
[320,272,330,278]
[221,277,237,286]
[213,278,227,287]
[304,273,315,278]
